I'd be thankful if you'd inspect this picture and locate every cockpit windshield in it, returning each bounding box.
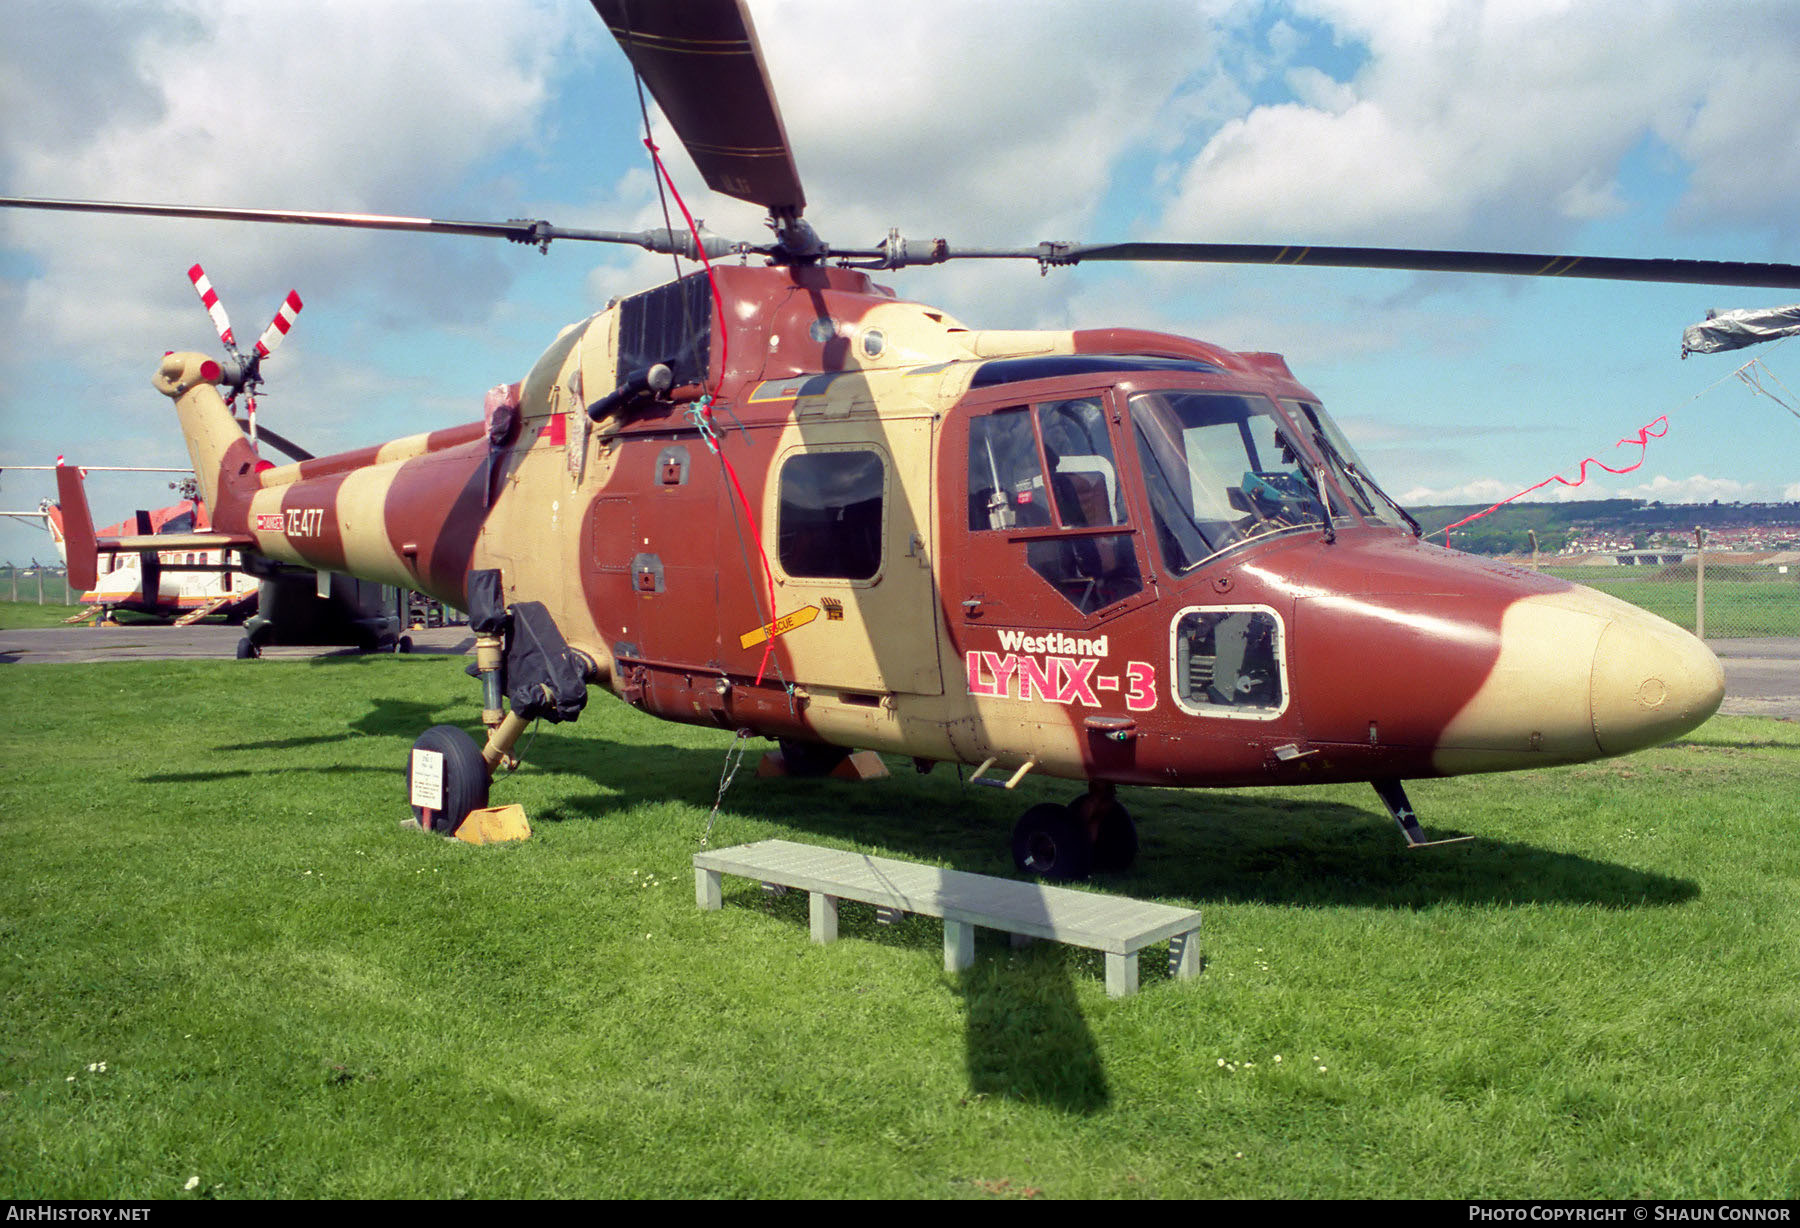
[1130,389,1404,574]
[1282,399,1417,535]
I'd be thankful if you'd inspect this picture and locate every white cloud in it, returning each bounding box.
[1155,0,1800,247]
[721,1,1218,246]
[4,1,571,209]
[3,0,1794,565]
[1398,477,1619,506]
[1398,477,1534,506]
[1400,471,1778,507]
[1,0,577,360]
[1618,473,1758,503]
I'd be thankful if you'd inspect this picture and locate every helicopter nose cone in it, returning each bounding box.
[1435,586,1723,773]
[1589,610,1725,756]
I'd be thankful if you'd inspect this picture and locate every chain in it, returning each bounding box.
[703,728,755,846]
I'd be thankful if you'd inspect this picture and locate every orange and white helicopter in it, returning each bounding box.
[45,488,253,624]
[8,0,1799,875]
[1,461,233,622]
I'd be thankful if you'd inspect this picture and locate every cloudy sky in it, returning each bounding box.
[3,0,1798,564]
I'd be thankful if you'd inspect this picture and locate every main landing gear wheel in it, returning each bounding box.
[1073,792,1138,873]
[407,724,489,835]
[235,636,260,659]
[1012,802,1094,880]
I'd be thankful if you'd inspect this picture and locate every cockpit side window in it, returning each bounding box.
[968,409,1048,531]
[1037,398,1127,530]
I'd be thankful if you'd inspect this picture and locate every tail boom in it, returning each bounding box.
[152,351,492,607]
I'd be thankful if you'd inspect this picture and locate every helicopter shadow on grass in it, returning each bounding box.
[146,698,468,781]
[280,640,478,662]
[514,733,1695,1117]
[525,733,1122,1113]
[138,763,396,785]
[735,879,1110,1114]
[1667,737,1798,753]
[212,696,464,754]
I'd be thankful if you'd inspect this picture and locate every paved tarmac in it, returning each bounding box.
[1709,637,1800,721]
[3,623,1794,720]
[0,624,474,664]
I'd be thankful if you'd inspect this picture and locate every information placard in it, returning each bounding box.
[410,748,444,811]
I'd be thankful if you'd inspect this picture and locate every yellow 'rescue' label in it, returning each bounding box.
[740,605,821,650]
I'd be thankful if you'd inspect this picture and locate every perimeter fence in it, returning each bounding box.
[1538,555,1798,640]
[0,564,76,606]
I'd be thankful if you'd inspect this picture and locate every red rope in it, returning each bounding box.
[642,138,781,685]
[1439,416,1670,545]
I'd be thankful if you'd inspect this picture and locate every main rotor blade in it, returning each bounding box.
[591,0,806,219]
[1050,241,1800,290]
[0,197,754,259]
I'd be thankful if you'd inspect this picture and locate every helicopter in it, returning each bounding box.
[47,491,253,625]
[9,0,1800,877]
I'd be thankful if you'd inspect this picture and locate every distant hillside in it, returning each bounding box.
[1406,500,1800,555]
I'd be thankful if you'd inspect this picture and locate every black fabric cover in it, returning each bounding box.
[505,601,588,724]
[466,568,508,636]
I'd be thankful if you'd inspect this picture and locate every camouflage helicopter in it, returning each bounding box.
[13,0,1800,878]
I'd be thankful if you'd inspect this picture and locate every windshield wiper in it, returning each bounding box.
[1311,429,1421,538]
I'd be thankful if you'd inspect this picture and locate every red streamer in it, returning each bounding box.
[1439,416,1670,544]
[642,138,781,685]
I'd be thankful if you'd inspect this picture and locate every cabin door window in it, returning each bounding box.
[965,398,1143,617]
[777,449,885,581]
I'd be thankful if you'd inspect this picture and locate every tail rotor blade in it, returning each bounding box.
[187,263,237,349]
[255,291,304,359]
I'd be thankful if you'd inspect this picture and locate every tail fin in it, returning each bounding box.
[151,352,263,532]
[54,463,98,591]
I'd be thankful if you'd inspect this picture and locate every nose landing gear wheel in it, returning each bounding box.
[406,724,490,835]
[1011,802,1094,880]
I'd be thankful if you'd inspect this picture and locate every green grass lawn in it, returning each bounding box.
[2,656,1796,1198]
[1538,570,1799,638]
[0,599,88,629]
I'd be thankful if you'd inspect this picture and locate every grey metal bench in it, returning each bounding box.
[693,838,1202,997]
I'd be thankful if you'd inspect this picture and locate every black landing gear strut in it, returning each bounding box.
[1372,778,1474,849]
[403,572,591,835]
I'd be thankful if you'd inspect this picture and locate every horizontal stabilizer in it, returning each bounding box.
[98,532,257,553]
